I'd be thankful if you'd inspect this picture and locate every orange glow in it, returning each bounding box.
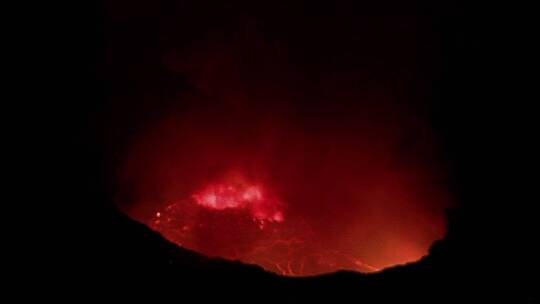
[191,179,283,225]
[116,97,452,276]
[149,172,383,274]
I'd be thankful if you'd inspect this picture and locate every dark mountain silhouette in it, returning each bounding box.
[81,203,531,303]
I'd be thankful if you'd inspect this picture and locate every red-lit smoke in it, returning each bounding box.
[113,22,453,276]
[191,177,283,224]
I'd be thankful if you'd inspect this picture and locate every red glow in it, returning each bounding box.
[192,180,283,225]
[114,34,453,275]
[150,173,382,274]
[117,105,452,276]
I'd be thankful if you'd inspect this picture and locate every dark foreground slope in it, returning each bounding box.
[79,204,533,303]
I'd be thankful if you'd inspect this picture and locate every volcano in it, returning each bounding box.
[149,174,379,275]
[106,0,454,277]
[116,103,452,276]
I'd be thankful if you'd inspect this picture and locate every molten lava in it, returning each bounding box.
[114,35,454,275]
[192,182,283,225]
[117,103,452,276]
[117,102,452,276]
[150,173,381,275]
[105,0,455,277]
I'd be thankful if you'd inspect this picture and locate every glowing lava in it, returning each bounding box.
[149,173,381,276]
[117,93,452,276]
[192,183,284,226]
[106,3,457,277]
